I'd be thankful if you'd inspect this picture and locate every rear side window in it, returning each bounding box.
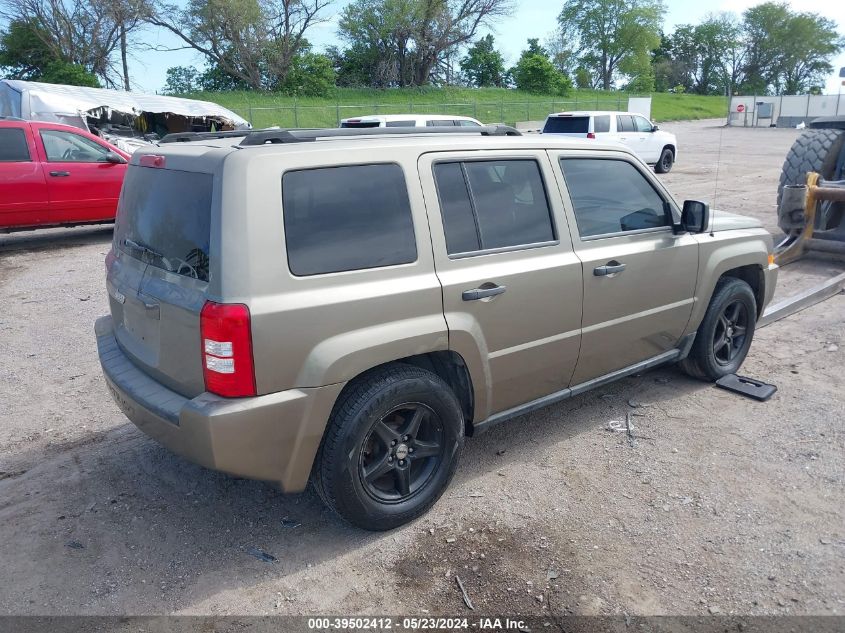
[0,128,30,161]
[559,158,670,238]
[114,167,213,281]
[433,159,555,255]
[543,116,589,134]
[385,120,416,127]
[616,115,635,133]
[593,115,610,133]
[426,120,456,127]
[282,164,417,276]
[340,120,380,128]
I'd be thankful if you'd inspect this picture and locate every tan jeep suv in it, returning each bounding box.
[95,126,777,530]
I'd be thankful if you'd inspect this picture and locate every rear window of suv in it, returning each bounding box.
[543,116,589,134]
[114,166,213,282]
[282,164,417,276]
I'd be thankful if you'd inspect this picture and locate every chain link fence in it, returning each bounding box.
[229,95,638,129]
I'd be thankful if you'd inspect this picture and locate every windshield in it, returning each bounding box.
[114,166,213,282]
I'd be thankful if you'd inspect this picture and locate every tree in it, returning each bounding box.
[148,0,334,91]
[556,0,664,90]
[337,0,513,87]
[162,65,200,94]
[0,0,151,88]
[460,34,505,87]
[670,15,740,95]
[510,40,572,95]
[0,18,100,86]
[280,51,336,96]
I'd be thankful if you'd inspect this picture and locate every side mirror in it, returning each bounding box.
[678,200,710,234]
[103,151,127,164]
[651,124,660,132]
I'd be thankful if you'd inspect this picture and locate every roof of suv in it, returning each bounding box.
[547,111,646,117]
[134,127,638,169]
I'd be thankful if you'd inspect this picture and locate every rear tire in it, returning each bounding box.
[680,278,757,381]
[654,147,674,173]
[313,364,464,531]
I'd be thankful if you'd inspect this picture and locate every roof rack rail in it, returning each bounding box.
[238,124,522,146]
[159,129,257,143]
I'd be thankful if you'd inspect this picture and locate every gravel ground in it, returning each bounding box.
[0,119,843,617]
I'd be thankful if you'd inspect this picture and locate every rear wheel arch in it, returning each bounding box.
[326,351,476,437]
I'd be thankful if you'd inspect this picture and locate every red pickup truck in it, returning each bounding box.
[0,118,130,232]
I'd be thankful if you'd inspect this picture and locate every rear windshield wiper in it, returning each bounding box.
[123,238,163,261]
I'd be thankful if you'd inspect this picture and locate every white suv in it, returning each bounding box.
[542,111,678,173]
[340,114,484,129]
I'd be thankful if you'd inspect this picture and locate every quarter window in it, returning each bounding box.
[40,130,110,162]
[433,159,556,255]
[593,115,610,133]
[0,128,30,161]
[559,158,670,238]
[282,164,417,276]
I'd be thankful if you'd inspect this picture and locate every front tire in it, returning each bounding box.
[680,278,757,381]
[654,147,674,173]
[313,364,464,531]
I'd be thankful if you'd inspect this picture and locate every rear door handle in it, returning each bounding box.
[594,262,627,276]
[462,285,507,301]
[49,170,70,177]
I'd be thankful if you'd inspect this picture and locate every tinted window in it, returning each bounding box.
[616,115,635,133]
[0,128,30,161]
[114,167,213,281]
[385,120,416,127]
[459,120,481,127]
[433,160,555,254]
[559,158,670,238]
[634,116,653,132]
[41,130,109,162]
[543,116,589,134]
[340,121,380,128]
[593,115,610,133]
[283,164,416,276]
[433,163,481,254]
[426,120,456,127]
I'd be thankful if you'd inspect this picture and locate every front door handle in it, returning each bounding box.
[594,262,627,276]
[462,285,507,301]
[49,170,70,177]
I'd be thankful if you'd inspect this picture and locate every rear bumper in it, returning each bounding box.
[95,316,344,491]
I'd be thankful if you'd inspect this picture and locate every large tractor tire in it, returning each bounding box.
[777,128,845,235]
[778,128,845,201]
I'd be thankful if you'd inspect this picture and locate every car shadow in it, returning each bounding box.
[0,225,113,254]
[0,364,714,614]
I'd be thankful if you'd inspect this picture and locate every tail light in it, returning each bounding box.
[200,301,256,398]
[587,132,596,139]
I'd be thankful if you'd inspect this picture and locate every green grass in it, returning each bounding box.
[185,87,728,128]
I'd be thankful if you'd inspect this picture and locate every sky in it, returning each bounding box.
[127,0,845,94]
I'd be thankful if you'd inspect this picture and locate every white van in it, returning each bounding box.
[340,114,484,129]
[542,110,678,173]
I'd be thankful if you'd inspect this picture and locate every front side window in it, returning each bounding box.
[41,130,110,162]
[282,164,417,276]
[634,116,653,132]
[459,120,481,127]
[559,158,670,238]
[0,128,30,161]
[433,159,556,255]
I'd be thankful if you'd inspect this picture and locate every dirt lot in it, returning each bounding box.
[0,119,843,618]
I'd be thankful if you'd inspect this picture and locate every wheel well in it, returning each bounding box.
[663,144,676,156]
[720,265,765,317]
[339,352,476,437]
